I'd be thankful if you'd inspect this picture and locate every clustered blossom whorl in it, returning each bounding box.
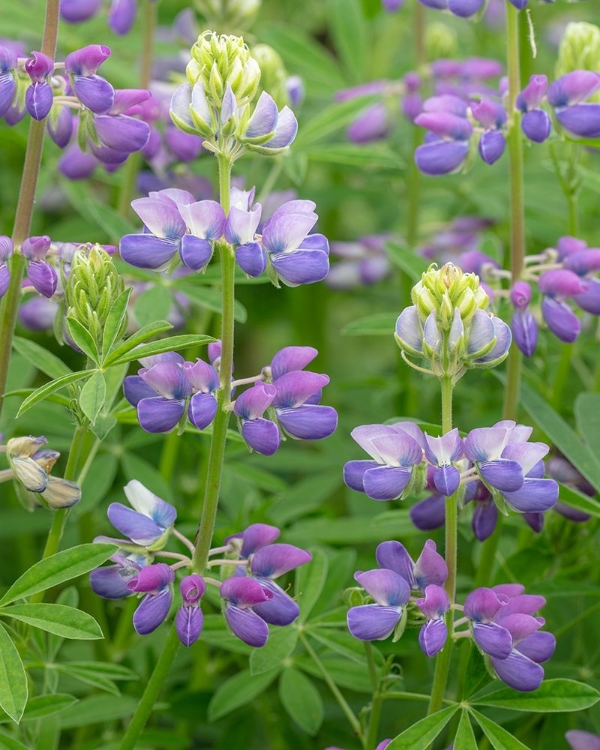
[344,419,558,524]
[123,346,338,449]
[395,263,511,381]
[327,234,393,290]
[347,542,555,692]
[120,187,330,286]
[91,498,310,648]
[170,31,297,160]
[1,436,81,510]
[61,0,142,36]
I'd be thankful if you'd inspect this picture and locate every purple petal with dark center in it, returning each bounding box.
[179,200,226,240]
[28,260,57,298]
[556,104,600,139]
[410,494,446,531]
[414,540,448,589]
[355,569,411,607]
[491,650,544,692]
[224,205,262,246]
[347,604,401,641]
[73,74,114,113]
[416,584,450,619]
[473,501,498,541]
[262,213,317,255]
[276,404,337,440]
[415,140,469,176]
[363,465,412,501]
[251,543,311,579]
[188,392,218,430]
[183,358,218,392]
[236,241,267,277]
[419,619,447,657]
[370,432,423,467]
[107,504,164,546]
[133,589,172,635]
[123,375,157,406]
[127,563,174,593]
[501,442,548,475]
[272,371,329,408]
[95,114,150,152]
[234,382,276,420]
[464,587,506,622]
[343,460,379,492]
[471,98,506,128]
[90,565,133,599]
[251,578,300,626]
[271,249,330,285]
[271,346,318,379]
[225,605,269,647]
[473,621,513,659]
[521,109,551,143]
[179,235,213,271]
[479,459,524,492]
[241,418,280,456]
[176,605,203,647]
[299,233,329,254]
[501,478,558,513]
[141,361,191,400]
[236,524,280,557]
[120,234,179,269]
[220,576,273,607]
[376,541,414,586]
[137,397,185,433]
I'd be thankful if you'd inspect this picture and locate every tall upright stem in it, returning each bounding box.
[0,0,60,420]
[427,376,456,716]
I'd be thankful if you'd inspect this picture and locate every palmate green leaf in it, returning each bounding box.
[342,312,398,336]
[249,627,298,676]
[102,320,174,366]
[101,287,132,359]
[520,382,600,492]
[133,285,173,330]
[12,337,71,379]
[58,695,138,729]
[557,482,600,518]
[305,143,403,170]
[470,709,531,750]
[279,667,324,736]
[66,318,100,365]
[172,282,248,323]
[79,370,106,426]
[472,679,600,712]
[60,661,138,682]
[296,548,328,624]
[1,604,103,640]
[328,0,367,83]
[387,705,459,749]
[294,97,377,150]
[108,334,215,367]
[54,664,119,696]
[16,370,91,417]
[207,670,278,721]
[575,392,600,457]
[0,624,27,723]
[454,709,478,750]
[0,544,117,606]
[387,242,429,280]
[12,694,77,722]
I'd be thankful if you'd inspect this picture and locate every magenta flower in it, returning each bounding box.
[64,44,115,114]
[417,584,450,657]
[347,568,411,641]
[220,576,273,648]
[234,382,280,456]
[128,563,174,636]
[25,51,54,121]
[176,574,206,647]
[21,235,57,298]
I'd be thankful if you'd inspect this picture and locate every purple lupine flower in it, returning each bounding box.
[347,568,411,640]
[234,382,280,456]
[18,297,59,330]
[47,105,74,147]
[382,0,403,10]
[0,46,17,117]
[128,563,174,635]
[109,0,138,35]
[376,539,448,591]
[165,126,203,162]
[123,353,192,433]
[464,587,513,659]
[175,199,225,270]
[467,480,499,541]
[538,268,587,344]
[510,281,538,357]
[549,71,600,140]
[225,523,281,558]
[565,731,600,750]
[344,423,424,501]
[410,491,446,532]
[106,479,177,549]
[424,429,463,496]
[0,236,12,298]
[21,235,57,297]
[286,76,304,108]
[176,574,206,647]
[184,358,219,430]
[271,370,338,441]
[270,345,318,380]
[541,297,581,343]
[414,106,472,176]
[25,51,54,120]
[516,75,551,143]
[546,455,594,522]
[417,584,450,657]
[260,200,330,286]
[226,188,265,277]
[64,44,115,114]
[247,543,312,626]
[90,544,149,600]
[447,0,485,17]
[59,143,97,179]
[60,0,102,22]
[220,576,273,647]
[347,103,390,144]
[90,89,151,164]
[327,235,391,290]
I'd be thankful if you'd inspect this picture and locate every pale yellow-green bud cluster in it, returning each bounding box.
[251,44,290,108]
[187,31,260,110]
[64,245,125,355]
[412,263,489,330]
[556,23,600,102]
[196,0,261,31]
[425,22,458,62]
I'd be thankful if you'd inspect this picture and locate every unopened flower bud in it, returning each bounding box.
[252,44,289,108]
[425,23,457,61]
[556,23,600,94]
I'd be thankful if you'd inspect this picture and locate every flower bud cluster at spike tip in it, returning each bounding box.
[170,31,297,160]
[90,509,311,648]
[123,346,337,447]
[395,263,510,381]
[555,22,600,80]
[344,419,558,522]
[3,436,81,511]
[64,245,125,356]
[120,187,329,286]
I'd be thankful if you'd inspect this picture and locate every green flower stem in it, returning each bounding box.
[119,625,181,750]
[427,376,456,717]
[117,0,157,217]
[364,643,383,750]
[300,633,362,739]
[192,154,235,573]
[0,0,61,421]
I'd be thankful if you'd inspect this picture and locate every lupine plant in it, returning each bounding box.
[0,0,599,748]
